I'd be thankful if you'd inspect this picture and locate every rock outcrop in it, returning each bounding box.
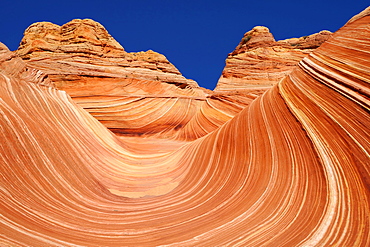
[17,19,197,88]
[13,19,274,141]
[16,19,209,137]
[215,26,332,91]
[0,7,369,246]
[13,19,332,141]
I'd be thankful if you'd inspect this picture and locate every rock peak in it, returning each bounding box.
[216,27,332,91]
[15,18,200,91]
[58,19,122,47]
[17,19,124,58]
[233,25,276,52]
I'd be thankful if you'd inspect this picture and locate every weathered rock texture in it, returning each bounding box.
[215,26,332,91]
[15,19,312,140]
[16,19,211,138]
[0,7,369,246]
[17,19,198,88]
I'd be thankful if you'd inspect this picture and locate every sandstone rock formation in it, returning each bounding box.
[215,26,332,91]
[16,19,209,138]
[12,19,268,141]
[0,7,369,246]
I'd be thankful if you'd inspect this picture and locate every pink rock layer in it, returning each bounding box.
[16,19,212,139]
[0,7,369,246]
[15,19,325,141]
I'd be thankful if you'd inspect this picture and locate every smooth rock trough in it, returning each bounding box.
[0,7,369,246]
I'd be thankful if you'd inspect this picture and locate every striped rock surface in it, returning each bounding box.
[0,7,369,246]
[15,19,212,139]
[215,26,332,92]
[13,19,293,141]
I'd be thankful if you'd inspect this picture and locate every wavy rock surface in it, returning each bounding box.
[1,8,370,246]
[18,20,293,141]
[16,19,210,138]
[13,19,268,141]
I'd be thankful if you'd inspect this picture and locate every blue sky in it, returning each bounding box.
[0,1,368,89]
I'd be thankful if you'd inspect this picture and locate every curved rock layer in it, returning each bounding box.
[1,8,370,247]
[16,19,214,139]
[16,19,333,141]
[14,19,299,141]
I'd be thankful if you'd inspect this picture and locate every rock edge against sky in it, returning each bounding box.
[0,7,369,246]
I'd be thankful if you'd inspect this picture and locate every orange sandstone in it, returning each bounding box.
[0,8,369,246]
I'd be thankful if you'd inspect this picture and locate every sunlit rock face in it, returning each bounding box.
[16,19,208,138]
[215,26,332,91]
[0,7,369,246]
[14,19,330,141]
[13,19,271,141]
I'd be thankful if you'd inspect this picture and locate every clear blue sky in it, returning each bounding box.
[0,1,368,90]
